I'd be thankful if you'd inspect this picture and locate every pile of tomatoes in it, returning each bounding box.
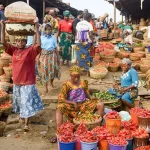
[135,146,150,150]
[74,123,88,136]
[0,100,12,109]
[121,120,138,131]
[0,89,7,97]
[117,129,133,140]
[105,111,121,119]
[109,137,128,146]
[132,128,149,138]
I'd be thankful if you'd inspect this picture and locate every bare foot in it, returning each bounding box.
[41,91,48,97]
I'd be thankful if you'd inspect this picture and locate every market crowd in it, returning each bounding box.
[0,3,141,142]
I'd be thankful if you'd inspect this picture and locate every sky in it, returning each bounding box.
[62,0,122,22]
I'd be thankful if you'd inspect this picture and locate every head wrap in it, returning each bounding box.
[69,66,81,75]
[123,29,132,35]
[42,23,52,36]
[121,58,132,66]
[63,10,70,17]
[15,36,27,40]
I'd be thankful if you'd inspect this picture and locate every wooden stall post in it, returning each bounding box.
[43,0,46,19]
[114,0,116,35]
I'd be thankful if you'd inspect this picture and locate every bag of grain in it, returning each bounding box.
[5,2,36,22]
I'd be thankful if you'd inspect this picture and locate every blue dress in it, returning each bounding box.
[109,68,139,104]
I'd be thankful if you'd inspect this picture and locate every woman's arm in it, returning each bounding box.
[35,22,41,47]
[1,21,8,48]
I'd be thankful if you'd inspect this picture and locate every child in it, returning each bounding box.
[1,20,44,132]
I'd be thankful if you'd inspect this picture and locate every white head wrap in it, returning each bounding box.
[121,58,132,66]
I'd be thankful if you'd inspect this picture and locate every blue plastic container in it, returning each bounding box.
[127,139,133,150]
[148,46,150,52]
[81,141,98,150]
[109,143,127,150]
[59,141,75,150]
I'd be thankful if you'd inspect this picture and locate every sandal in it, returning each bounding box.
[24,125,29,132]
[50,136,57,143]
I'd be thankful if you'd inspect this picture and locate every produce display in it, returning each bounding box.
[74,123,88,136]
[0,89,7,97]
[105,111,121,119]
[132,128,149,138]
[109,137,128,146]
[117,129,133,140]
[74,112,100,123]
[0,101,11,109]
[92,91,116,101]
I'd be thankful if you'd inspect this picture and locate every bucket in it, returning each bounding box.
[127,138,133,150]
[133,137,149,149]
[138,116,150,133]
[59,141,76,150]
[148,46,150,52]
[75,135,81,150]
[99,140,109,150]
[81,141,98,150]
[105,118,121,134]
[130,111,138,126]
[109,143,127,150]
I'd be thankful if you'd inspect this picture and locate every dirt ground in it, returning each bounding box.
[0,66,117,150]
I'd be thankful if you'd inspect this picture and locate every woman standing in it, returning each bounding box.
[75,13,93,73]
[58,10,73,66]
[40,23,60,96]
[1,21,43,132]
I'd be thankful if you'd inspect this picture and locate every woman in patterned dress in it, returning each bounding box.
[109,58,139,109]
[40,23,60,95]
[50,66,104,143]
[1,21,43,132]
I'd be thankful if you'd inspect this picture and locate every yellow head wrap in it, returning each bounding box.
[15,36,27,40]
[69,66,81,75]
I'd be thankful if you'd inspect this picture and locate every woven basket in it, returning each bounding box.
[0,75,11,82]
[0,57,10,67]
[73,118,102,130]
[100,55,114,63]
[140,64,150,73]
[133,137,149,149]
[141,58,150,64]
[0,94,8,105]
[129,53,141,61]
[3,67,12,77]
[0,121,6,137]
[89,67,108,79]
[133,46,145,52]
[146,54,150,59]
[2,106,12,116]
[118,51,130,59]
[138,116,150,130]
[0,82,11,92]
[108,65,119,72]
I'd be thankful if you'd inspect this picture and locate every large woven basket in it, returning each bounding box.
[0,121,6,137]
[3,67,12,77]
[118,51,130,59]
[89,66,108,79]
[0,82,11,92]
[141,58,150,64]
[146,53,150,59]
[108,65,119,72]
[133,46,145,52]
[0,94,8,105]
[73,118,102,130]
[0,75,11,82]
[100,55,114,63]
[0,57,10,67]
[140,64,150,73]
[129,53,141,61]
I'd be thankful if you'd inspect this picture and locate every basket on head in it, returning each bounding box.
[0,121,6,137]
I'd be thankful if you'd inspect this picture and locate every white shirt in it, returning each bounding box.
[75,20,93,43]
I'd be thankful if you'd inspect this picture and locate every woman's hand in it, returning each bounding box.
[72,102,79,111]
[120,87,128,94]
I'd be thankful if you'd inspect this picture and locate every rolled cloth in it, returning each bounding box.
[69,66,81,75]
[15,36,27,40]
[63,10,70,17]
[121,58,132,66]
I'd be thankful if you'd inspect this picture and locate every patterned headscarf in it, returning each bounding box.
[15,36,27,40]
[63,10,70,17]
[42,23,52,36]
[121,58,132,66]
[69,66,81,75]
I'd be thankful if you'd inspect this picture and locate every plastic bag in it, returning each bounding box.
[119,111,131,121]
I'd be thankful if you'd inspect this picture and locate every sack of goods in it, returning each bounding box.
[4,2,37,36]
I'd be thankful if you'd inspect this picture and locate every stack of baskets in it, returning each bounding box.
[100,29,108,38]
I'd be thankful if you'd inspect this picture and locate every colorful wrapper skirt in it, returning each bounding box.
[57,99,98,121]
[76,43,92,71]
[40,50,60,84]
[13,84,44,118]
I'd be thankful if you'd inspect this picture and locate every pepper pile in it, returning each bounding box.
[135,146,150,150]
[74,113,100,123]
[93,91,116,101]
[0,100,12,109]
[91,126,113,140]
[74,123,88,136]
[105,111,121,119]
[80,131,98,143]
[121,120,138,131]
[117,129,133,140]
[0,89,7,97]
[109,137,128,146]
[132,128,149,138]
